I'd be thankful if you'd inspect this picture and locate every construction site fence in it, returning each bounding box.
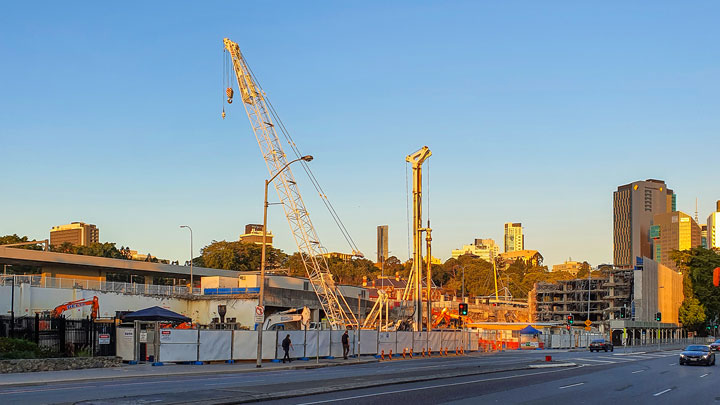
[0,274,200,297]
[116,328,483,363]
[0,314,116,357]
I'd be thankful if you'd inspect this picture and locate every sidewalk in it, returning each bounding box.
[0,356,378,387]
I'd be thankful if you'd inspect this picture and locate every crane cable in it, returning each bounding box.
[237,53,362,257]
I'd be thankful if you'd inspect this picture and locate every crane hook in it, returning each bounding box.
[222,109,226,119]
[226,87,234,104]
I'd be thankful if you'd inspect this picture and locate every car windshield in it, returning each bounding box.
[715,339,720,344]
[685,345,709,352]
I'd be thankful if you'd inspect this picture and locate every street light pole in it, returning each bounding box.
[180,226,193,294]
[256,155,313,368]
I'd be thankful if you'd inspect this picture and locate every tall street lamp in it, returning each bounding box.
[256,155,313,368]
[180,225,194,294]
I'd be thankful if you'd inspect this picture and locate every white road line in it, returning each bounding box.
[613,352,646,356]
[0,385,95,395]
[558,382,585,389]
[631,370,645,374]
[653,388,672,396]
[295,367,577,405]
[700,373,709,378]
[575,358,615,363]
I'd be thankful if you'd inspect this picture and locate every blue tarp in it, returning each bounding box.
[519,325,542,335]
[122,306,191,322]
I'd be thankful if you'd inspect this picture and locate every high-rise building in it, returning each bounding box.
[239,224,273,246]
[701,224,708,249]
[613,179,674,268]
[504,223,523,253]
[376,225,389,264]
[707,200,720,250]
[651,211,702,271]
[50,222,99,247]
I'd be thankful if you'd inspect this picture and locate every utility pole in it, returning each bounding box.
[426,224,432,332]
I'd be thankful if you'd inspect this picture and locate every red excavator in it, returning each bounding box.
[51,296,99,320]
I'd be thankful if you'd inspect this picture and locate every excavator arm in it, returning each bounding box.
[51,296,99,320]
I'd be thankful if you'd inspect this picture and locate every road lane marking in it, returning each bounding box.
[0,385,94,395]
[295,367,578,404]
[653,388,672,396]
[575,358,615,363]
[558,382,585,389]
[631,370,645,374]
[700,373,709,378]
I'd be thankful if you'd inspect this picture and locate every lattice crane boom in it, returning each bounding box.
[222,38,357,330]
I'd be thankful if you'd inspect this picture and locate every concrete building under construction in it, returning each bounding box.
[531,265,633,323]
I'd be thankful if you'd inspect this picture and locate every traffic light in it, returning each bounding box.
[459,303,468,316]
[567,314,574,325]
[655,312,661,322]
[619,308,626,319]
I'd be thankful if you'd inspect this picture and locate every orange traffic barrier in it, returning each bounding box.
[380,350,385,361]
[428,347,431,358]
[409,349,413,359]
[389,349,393,360]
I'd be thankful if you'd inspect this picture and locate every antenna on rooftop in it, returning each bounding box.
[695,197,699,223]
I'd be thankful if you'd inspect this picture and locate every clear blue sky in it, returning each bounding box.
[1,2,719,268]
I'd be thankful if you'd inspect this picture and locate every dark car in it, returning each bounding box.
[679,345,715,366]
[709,339,720,352]
[589,339,613,352]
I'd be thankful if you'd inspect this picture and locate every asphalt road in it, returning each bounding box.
[0,348,711,404]
[267,350,718,405]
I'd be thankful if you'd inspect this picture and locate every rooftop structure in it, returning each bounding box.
[50,222,99,247]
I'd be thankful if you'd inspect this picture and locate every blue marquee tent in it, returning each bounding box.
[519,325,542,335]
[122,306,191,322]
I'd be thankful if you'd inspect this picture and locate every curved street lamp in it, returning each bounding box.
[257,155,313,368]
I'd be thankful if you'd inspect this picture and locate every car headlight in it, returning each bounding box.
[680,354,685,357]
[703,354,709,359]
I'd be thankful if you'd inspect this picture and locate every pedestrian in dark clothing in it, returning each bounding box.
[282,334,293,363]
[342,331,350,359]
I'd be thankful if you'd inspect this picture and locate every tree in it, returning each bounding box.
[671,247,720,330]
[679,296,706,330]
[198,240,287,272]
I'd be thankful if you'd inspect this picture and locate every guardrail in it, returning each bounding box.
[0,275,201,297]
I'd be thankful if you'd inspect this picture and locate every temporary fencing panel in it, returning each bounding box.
[469,331,479,351]
[305,330,319,357]
[359,330,377,354]
[429,331,442,352]
[413,332,428,352]
[331,330,355,358]
[232,330,256,360]
[116,327,134,361]
[159,329,198,363]
[199,330,232,361]
[378,331,396,354]
[397,331,413,353]
[276,330,305,359]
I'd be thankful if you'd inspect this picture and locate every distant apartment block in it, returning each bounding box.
[50,222,99,247]
[551,260,586,276]
[613,179,674,268]
[651,211,702,271]
[377,225,389,264]
[504,223,523,253]
[708,200,720,250]
[451,238,499,262]
[499,249,543,268]
[239,224,273,246]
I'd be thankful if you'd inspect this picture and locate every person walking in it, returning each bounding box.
[342,330,350,360]
[282,334,293,363]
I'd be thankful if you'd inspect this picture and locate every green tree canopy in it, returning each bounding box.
[197,240,287,272]
[671,247,720,330]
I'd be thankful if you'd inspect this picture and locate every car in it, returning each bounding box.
[710,339,720,352]
[589,339,613,352]
[679,345,715,366]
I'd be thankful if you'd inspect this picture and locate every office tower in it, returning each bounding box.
[377,225,389,264]
[613,179,674,268]
[50,222,99,247]
[239,224,273,246]
[504,223,523,253]
[452,238,499,262]
[651,211,702,271]
[708,200,720,250]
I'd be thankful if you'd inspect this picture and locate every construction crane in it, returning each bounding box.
[222,38,357,330]
[404,146,432,330]
[51,296,99,320]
